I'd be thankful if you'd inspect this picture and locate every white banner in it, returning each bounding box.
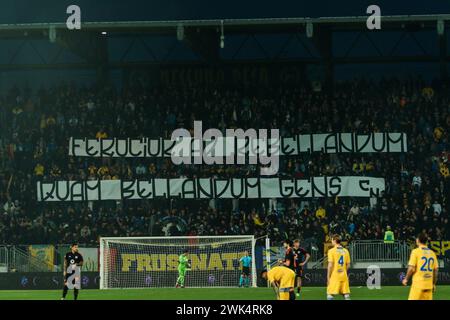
[68,132,407,158]
[37,177,385,202]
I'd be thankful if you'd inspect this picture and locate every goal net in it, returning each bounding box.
[99,235,257,289]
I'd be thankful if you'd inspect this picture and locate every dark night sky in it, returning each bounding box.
[1,0,449,23]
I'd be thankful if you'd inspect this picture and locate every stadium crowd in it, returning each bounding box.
[0,74,449,248]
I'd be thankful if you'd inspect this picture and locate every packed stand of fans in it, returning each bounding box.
[0,76,449,247]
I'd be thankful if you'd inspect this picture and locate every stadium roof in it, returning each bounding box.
[0,14,449,36]
[0,14,448,83]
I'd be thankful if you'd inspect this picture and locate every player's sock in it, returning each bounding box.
[246,276,250,287]
[289,291,296,300]
[239,275,244,287]
[327,295,334,300]
[179,275,185,287]
[62,285,68,299]
[344,294,351,300]
[297,287,301,294]
[74,288,79,300]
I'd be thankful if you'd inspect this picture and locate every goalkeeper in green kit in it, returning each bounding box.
[176,249,190,288]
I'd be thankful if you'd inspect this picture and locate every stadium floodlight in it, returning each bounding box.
[437,20,445,35]
[99,235,257,289]
[306,21,313,38]
[177,23,184,41]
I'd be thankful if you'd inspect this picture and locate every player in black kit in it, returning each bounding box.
[292,239,310,297]
[281,240,296,270]
[61,243,84,300]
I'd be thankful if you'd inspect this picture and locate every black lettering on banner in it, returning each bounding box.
[355,134,371,153]
[151,178,157,198]
[214,178,231,198]
[230,178,245,198]
[69,138,82,156]
[245,177,261,198]
[55,181,71,201]
[99,138,104,158]
[323,133,338,153]
[328,176,342,196]
[365,179,382,197]
[231,136,238,166]
[387,133,406,153]
[37,181,44,201]
[70,181,85,201]
[116,138,129,157]
[281,136,295,156]
[163,139,177,158]
[197,179,213,198]
[358,179,371,196]
[37,177,387,201]
[39,181,56,201]
[147,138,162,157]
[181,179,196,199]
[371,132,386,152]
[86,138,99,157]
[370,187,380,197]
[70,133,408,158]
[295,134,301,155]
[85,180,101,200]
[308,134,315,153]
[121,180,136,200]
[129,138,144,157]
[338,133,354,153]
[294,179,310,198]
[311,177,327,197]
[137,180,153,199]
[279,178,294,197]
[101,139,115,157]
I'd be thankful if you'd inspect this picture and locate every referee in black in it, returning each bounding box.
[62,243,84,300]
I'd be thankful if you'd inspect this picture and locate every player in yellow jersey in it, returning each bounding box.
[327,235,351,300]
[402,233,439,300]
[261,266,296,300]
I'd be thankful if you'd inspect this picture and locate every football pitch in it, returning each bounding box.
[0,286,448,300]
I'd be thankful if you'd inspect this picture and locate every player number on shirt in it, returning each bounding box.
[420,257,434,272]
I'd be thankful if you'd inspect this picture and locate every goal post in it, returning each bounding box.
[99,235,257,289]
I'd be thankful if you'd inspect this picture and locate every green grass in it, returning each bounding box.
[0,286,448,300]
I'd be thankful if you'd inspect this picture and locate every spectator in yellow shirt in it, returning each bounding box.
[97,165,109,178]
[315,205,326,219]
[252,212,265,226]
[434,127,444,142]
[96,129,108,139]
[34,163,44,176]
[88,164,97,177]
